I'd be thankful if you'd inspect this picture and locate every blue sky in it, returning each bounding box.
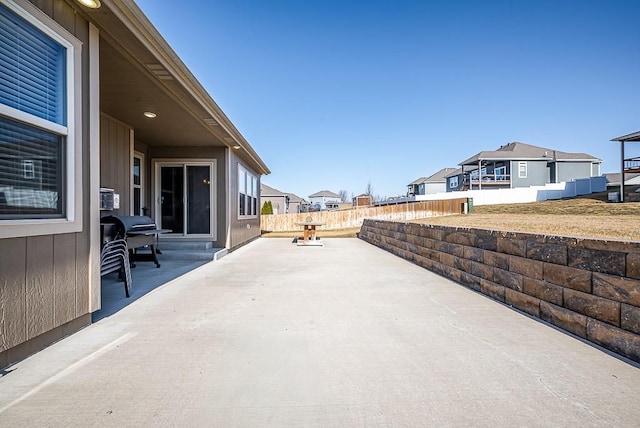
[136,0,640,200]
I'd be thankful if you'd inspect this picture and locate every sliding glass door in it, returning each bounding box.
[156,161,215,237]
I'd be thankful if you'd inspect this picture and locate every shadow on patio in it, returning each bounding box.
[92,247,222,321]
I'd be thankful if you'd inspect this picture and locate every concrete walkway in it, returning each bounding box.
[1,238,639,427]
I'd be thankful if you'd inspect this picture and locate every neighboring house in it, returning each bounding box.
[611,130,640,202]
[308,190,342,210]
[447,142,601,191]
[353,194,373,207]
[260,184,306,214]
[0,0,269,368]
[604,172,640,188]
[445,168,464,192]
[407,168,458,195]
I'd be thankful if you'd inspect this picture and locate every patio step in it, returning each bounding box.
[142,241,228,262]
[158,241,215,251]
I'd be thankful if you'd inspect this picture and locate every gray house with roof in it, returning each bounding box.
[446,142,602,192]
[260,184,306,214]
[407,168,458,196]
[309,190,342,210]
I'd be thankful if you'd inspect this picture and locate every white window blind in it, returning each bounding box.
[0,3,66,126]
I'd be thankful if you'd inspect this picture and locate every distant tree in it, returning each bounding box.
[338,189,349,202]
[365,181,374,196]
[261,200,273,215]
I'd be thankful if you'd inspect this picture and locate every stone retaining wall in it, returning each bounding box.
[359,219,640,363]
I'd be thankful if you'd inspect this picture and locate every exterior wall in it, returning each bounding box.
[360,220,640,363]
[446,174,463,192]
[425,182,446,194]
[592,162,600,177]
[1,0,93,368]
[228,151,261,249]
[510,160,548,187]
[149,146,227,248]
[557,162,594,183]
[288,200,303,213]
[100,114,131,216]
[261,195,287,214]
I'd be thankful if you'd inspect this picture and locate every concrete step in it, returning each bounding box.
[133,241,227,263]
[157,241,214,251]
[157,250,215,262]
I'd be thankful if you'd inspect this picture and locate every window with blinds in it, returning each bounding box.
[238,164,258,218]
[0,2,68,218]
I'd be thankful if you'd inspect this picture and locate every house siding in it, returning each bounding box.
[100,115,132,216]
[425,182,446,194]
[262,195,287,214]
[510,160,548,187]
[1,0,93,367]
[228,151,261,249]
[557,162,594,183]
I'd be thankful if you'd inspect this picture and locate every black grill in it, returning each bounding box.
[100,215,170,268]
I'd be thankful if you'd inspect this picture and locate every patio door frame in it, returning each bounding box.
[152,159,217,240]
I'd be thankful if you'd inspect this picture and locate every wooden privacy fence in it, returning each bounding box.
[261,198,468,232]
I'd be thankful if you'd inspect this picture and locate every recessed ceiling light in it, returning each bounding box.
[232,145,241,150]
[143,111,157,118]
[77,0,101,8]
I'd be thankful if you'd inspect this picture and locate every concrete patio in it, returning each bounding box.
[1,238,639,426]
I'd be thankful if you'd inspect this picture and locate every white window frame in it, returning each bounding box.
[495,166,507,176]
[131,150,145,216]
[518,162,528,178]
[238,164,258,219]
[0,0,83,239]
[449,176,459,189]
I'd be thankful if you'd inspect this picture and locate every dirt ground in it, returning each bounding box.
[262,193,640,241]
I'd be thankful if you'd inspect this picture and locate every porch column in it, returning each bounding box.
[620,140,625,202]
[478,160,482,190]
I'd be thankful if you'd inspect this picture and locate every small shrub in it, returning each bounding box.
[261,200,274,215]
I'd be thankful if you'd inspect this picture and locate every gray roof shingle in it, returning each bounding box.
[459,142,601,166]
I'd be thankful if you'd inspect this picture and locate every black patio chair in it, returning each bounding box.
[100,238,132,297]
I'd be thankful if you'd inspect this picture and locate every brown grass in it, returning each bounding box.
[412,193,640,241]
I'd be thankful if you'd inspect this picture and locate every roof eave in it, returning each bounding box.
[104,0,270,175]
[611,130,640,142]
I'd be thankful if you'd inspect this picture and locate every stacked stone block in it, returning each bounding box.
[359,219,640,363]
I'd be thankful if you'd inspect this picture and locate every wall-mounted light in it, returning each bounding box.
[77,0,101,8]
[143,111,157,118]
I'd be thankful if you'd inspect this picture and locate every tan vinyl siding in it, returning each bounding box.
[100,115,131,216]
[0,0,92,359]
[25,235,55,339]
[53,233,77,325]
[228,151,261,249]
[0,238,27,351]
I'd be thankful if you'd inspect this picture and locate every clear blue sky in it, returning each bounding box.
[136,0,640,200]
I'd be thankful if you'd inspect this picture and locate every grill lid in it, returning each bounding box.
[101,215,158,236]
